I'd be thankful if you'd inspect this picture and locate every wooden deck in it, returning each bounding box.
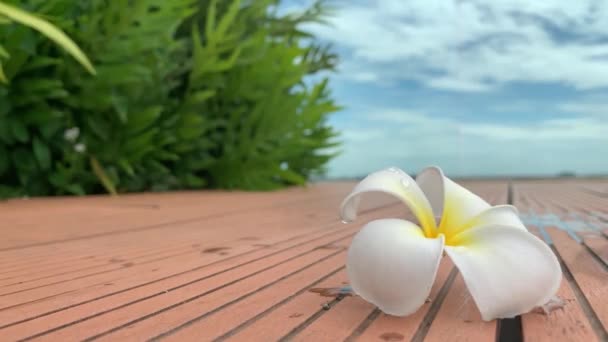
[0,180,607,341]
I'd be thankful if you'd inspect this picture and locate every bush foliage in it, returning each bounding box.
[0,0,340,197]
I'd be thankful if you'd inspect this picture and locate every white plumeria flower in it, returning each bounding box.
[64,127,80,142]
[341,166,562,321]
[74,143,86,153]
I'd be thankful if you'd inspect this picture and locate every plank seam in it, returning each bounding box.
[0,248,214,297]
[276,296,346,342]
[551,245,608,341]
[0,218,356,318]
[1,202,400,319]
[17,238,352,340]
[343,308,381,342]
[410,267,458,342]
[0,193,352,252]
[213,266,346,342]
[581,243,608,272]
[496,181,523,342]
[142,250,346,342]
[579,187,608,199]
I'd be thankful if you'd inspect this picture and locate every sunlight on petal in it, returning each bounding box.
[417,166,491,237]
[341,167,437,237]
[445,226,562,321]
[347,219,445,316]
[416,165,444,219]
[448,205,526,245]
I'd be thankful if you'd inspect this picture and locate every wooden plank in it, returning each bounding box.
[522,271,598,341]
[583,234,608,266]
[87,251,349,342]
[0,221,340,310]
[3,180,606,340]
[344,258,454,341]
[1,206,389,339]
[0,198,349,289]
[0,221,355,336]
[423,273,496,342]
[287,295,375,342]
[157,266,351,342]
[0,183,358,250]
[223,270,350,341]
[547,227,608,336]
[522,229,598,341]
[0,194,393,310]
[8,188,408,340]
[0,204,403,332]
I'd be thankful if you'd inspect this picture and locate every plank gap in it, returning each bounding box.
[0,223,355,329]
[581,243,608,272]
[410,267,458,342]
[277,296,346,341]
[496,316,522,342]
[21,244,348,340]
[496,181,523,342]
[213,266,346,342]
[551,245,608,341]
[145,250,346,342]
[343,308,381,342]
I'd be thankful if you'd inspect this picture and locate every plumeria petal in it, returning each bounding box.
[444,225,562,321]
[448,205,526,245]
[341,167,437,237]
[347,219,445,316]
[416,166,490,237]
[415,166,444,219]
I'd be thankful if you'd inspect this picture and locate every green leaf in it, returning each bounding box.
[90,156,117,195]
[39,121,63,139]
[184,173,206,187]
[0,118,12,143]
[186,90,215,105]
[111,93,128,123]
[157,151,180,161]
[205,0,217,42]
[126,106,162,134]
[0,145,9,175]
[12,148,37,173]
[118,159,135,177]
[0,62,6,84]
[65,184,85,195]
[49,171,67,187]
[21,57,61,72]
[32,136,51,170]
[24,109,63,125]
[147,159,170,174]
[10,119,29,142]
[278,168,306,185]
[86,116,110,141]
[0,2,95,75]
[215,0,240,38]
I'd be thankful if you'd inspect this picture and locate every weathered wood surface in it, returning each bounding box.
[0,179,606,341]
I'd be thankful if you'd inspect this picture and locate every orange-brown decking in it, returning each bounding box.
[0,179,607,341]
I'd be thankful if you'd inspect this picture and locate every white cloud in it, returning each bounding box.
[340,128,384,142]
[347,71,381,83]
[369,109,608,141]
[327,109,608,177]
[305,0,608,91]
[558,101,608,118]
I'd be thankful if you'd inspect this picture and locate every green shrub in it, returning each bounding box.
[0,0,340,197]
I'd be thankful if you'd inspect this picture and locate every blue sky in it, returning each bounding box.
[285,0,608,178]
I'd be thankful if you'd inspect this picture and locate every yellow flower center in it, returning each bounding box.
[420,202,470,246]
